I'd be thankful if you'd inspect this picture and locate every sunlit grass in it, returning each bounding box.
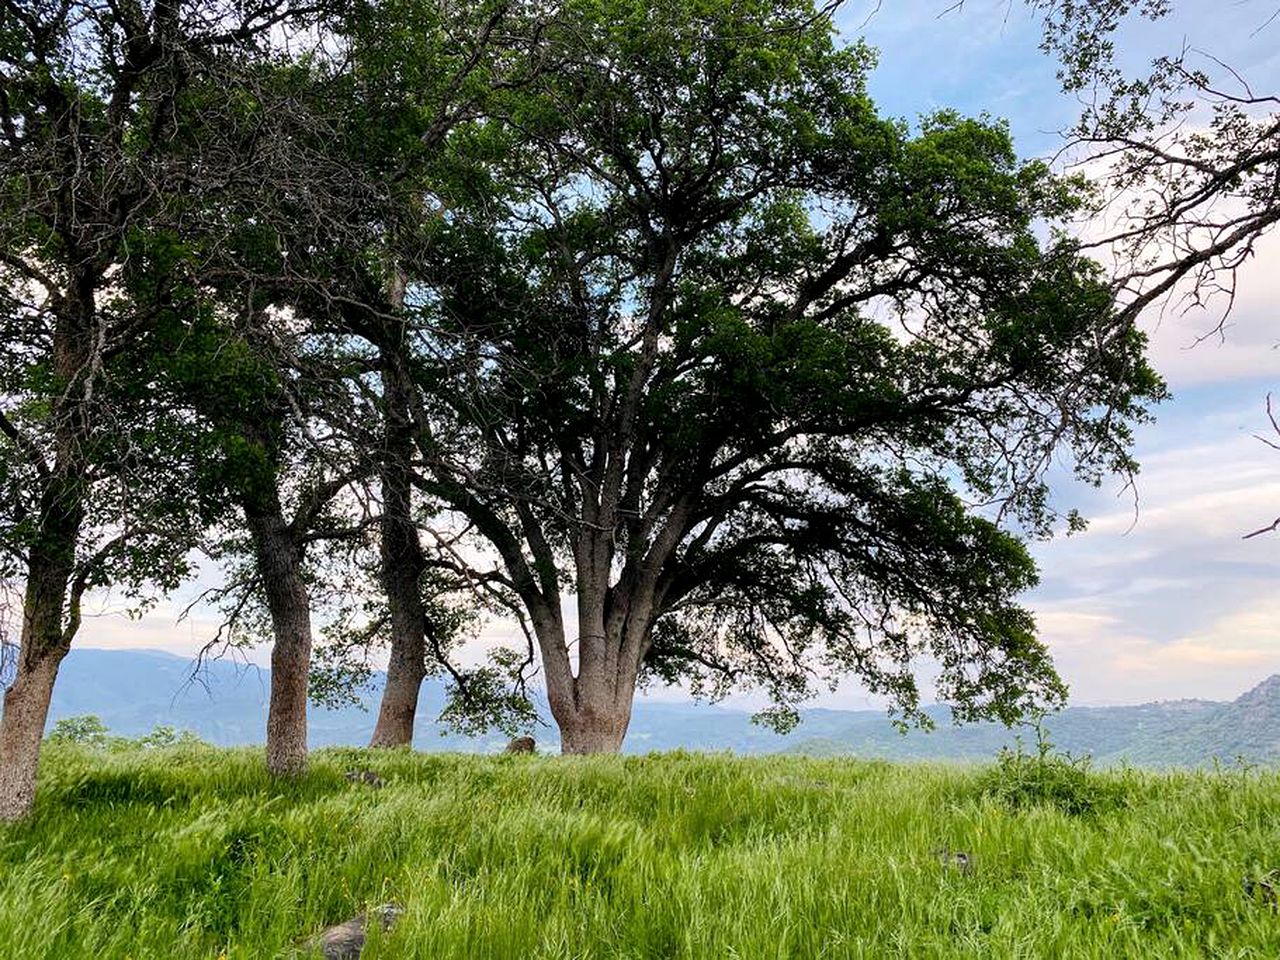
[1,745,1277,957]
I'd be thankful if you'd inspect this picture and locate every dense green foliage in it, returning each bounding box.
[2,748,1279,957]
[360,0,1167,738]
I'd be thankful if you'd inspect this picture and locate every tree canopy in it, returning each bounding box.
[374,0,1166,747]
[0,0,1173,812]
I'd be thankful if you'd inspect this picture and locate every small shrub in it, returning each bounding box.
[46,715,204,751]
[47,715,114,748]
[979,716,1127,817]
[136,725,204,749]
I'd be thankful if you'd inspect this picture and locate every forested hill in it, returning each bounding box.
[43,649,1280,767]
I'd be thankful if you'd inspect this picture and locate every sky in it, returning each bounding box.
[847,0,1280,706]
[66,0,1280,710]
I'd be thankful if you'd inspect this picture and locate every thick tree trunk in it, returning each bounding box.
[549,646,637,755]
[245,495,313,777]
[369,336,428,748]
[541,579,660,755]
[0,526,80,821]
[0,648,62,822]
[557,700,631,754]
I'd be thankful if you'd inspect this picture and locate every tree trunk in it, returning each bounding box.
[370,644,425,747]
[245,494,313,777]
[0,534,80,821]
[369,334,428,748]
[541,586,657,755]
[558,703,631,754]
[551,662,636,755]
[0,649,62,822]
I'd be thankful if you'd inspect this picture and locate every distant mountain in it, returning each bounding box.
[35,648,1280,766]
[1113,674,1280,767]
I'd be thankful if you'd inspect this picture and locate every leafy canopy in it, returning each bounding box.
[393,0,1166,727]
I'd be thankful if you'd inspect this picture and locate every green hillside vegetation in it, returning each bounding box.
[38,652,1280,767]
[2,746,1279,958]
[783,679,1280,768]
[1117,677,1280,768]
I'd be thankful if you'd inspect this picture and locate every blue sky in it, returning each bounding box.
[74,1,1280,709]
[851,0,1280,704]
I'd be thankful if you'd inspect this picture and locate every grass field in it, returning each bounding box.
[1,745,1278,958]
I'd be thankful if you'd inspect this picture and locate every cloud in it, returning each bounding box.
[1029,384,1280,703]
[1040,598,1280,704]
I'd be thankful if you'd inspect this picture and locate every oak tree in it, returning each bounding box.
[398,0,1166,752]
[0,0,321,818]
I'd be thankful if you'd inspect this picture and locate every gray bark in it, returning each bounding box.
[245,492,313,776]
[370,272,429,748]
[556,687,632,754]
[543,595,651,755]
[0,647,62,821]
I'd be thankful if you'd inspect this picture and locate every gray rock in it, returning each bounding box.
[932,848,974,876]
[1244,870,1279,911]
[309,903,402,959]
[343,770,386,788]
[505,736,536,754]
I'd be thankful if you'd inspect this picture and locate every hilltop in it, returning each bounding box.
[1,747,1279,958]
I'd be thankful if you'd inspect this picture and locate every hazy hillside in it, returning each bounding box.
[42,648,1280,766]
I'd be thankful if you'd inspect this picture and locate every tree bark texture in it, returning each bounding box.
[370,270,430,748]
[245,492,314,777]
[555,685,632,754]
[541,598,650,756]
[0,645,64,822]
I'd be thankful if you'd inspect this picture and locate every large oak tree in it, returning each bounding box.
[395,0,1166,752]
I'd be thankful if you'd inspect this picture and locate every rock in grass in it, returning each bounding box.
[310,904,402,959]
[505,736,536,754]
[932,848,974,876]
[1243,871,1280,911]
[343,770,386,788]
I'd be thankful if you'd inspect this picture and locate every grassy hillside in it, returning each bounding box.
[2,747,1279,958]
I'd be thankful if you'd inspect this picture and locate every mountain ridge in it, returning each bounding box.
[31,648,1280,766]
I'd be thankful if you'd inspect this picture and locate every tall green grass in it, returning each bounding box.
[1,745,1277,958]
